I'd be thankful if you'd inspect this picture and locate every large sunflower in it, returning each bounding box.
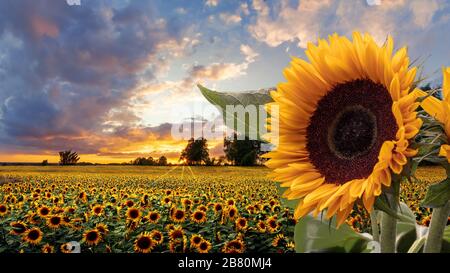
[418,67,450,160]
[265,32,422,226]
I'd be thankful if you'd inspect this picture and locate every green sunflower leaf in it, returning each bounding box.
[197,84,274,140]
[294,213,370,253]
[421,178,450,208]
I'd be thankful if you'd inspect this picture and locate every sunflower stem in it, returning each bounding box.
[423,201,450,253]
[380,180,399,253]
[370,210,380,242]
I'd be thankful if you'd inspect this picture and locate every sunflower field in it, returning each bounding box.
[0,165,446,253]
[0,166,297,253]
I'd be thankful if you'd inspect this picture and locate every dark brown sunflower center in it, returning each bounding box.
[194,212,203,220]
[28,230,40,240]
[306,79,398,184]
[86,231,99,241]
[50,217,61,225]
[13,224,26,233]
[150,213,158,220]
[328,105,377,159]
[137,237,152,249]
[129,210,139,218]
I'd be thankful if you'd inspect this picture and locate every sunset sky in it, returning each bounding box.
[0,0,450,163]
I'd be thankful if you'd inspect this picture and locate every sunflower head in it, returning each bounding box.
[24,227,43,245]
[197,240,212,253]
[235,217,248,231]
[126,207,141,221]
[171,209,186,223]
[38,206,50,217]
[42,244,54,253]
[214,203,223,213]
[150,230,164,245]
[47,215,62,229]
[168,225,184,241]
[191,210,207,223]
[83,229,102,246]
[148,211,161,223]
[10,221,27,235]
[265,32,422,226]
[0,204,8,216]
[96,223,109,235]
[92,204,104,216]
[134,232,155,253]
[190,234,203,247]
[222,239,245,254]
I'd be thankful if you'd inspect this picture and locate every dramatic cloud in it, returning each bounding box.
[219,13,242,25]
[0,0,195,158]
[205,0,219,8]
[248,0,447,48]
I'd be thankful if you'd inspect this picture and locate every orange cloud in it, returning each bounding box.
[30,15,59,38]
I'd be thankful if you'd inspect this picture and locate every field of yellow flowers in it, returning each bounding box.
[0,165,444,253]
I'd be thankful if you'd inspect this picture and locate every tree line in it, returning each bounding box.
[53,134,266,166]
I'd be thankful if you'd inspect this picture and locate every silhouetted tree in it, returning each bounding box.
[59,150,80,165]
[41,160,48,166]
[179,138,209,165]
[133,157,155,165]
[224,134,265,166]
[158,156,168,166]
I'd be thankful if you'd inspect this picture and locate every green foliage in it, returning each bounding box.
[179,138,209,165]
[224,134,265,166]
[197,84,274,140]
[58,150,80,166]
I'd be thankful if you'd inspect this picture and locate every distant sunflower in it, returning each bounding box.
[256,220,267,233]
[148,211,161,224]
[134,232,155,253]
[150,230,164,245]
[227,199,235,206]
[222,239,245,253]
[96,223,109,235]
[168,225,184,241]
[0,204,8,216]
[227,206,238,220]
[214,203,223,214]
[171,209,186,223]
[10,221,27,235]
[162,197,171,205]
[266,216,279,233]
[92,204,104,216]
[46,215,62,229]
[190,234,203,247]
[60,243,73,253]
[82,229,102,246]
[197,240,212,253]
[126,207,141,221]
[265,32,422,225]
[272,234,286,247]
[37,206,50,217]
[24,227,43,245]
[235,217,248,231]
[125,200,134,208]
[41,244,54,253]
[191,210,207,224]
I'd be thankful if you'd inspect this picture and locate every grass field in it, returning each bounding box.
[0,165,445,253]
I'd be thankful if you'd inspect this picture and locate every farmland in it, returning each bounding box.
[0,165,445,253]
